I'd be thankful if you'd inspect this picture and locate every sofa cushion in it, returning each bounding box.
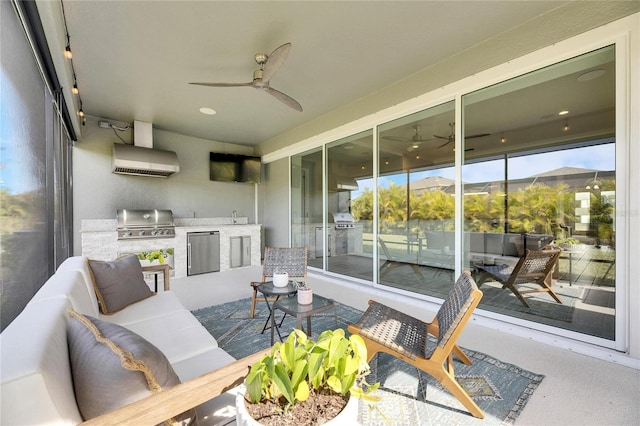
[88,254,153,314]
[123,310,220,363]
[102,290,186,325]
[29,269,99,316]
[57,255,101,314]
[67,309,195,424]
[0,298,83,425]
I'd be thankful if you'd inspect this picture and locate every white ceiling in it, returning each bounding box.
[61,1,580,147]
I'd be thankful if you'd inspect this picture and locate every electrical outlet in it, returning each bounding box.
[99,121,111,129]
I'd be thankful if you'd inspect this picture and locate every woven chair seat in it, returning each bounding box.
[353,303,431,360]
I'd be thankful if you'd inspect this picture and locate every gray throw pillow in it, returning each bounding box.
[88,254,153,314]
[66,309,195,425]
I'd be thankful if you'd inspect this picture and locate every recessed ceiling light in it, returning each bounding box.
[577,69,606,82]
[558,110,569,116]
[199,107,216,115]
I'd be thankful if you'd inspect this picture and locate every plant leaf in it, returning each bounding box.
[327,375,342,394]
[245,364,265,403]
[295,380,310,402]
[291,359,308,390]
[308,349,326,379]
[280,333,297,371]
[344,354,359,376]
[273,364,294,405]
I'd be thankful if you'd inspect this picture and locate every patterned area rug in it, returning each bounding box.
[193,298,544,425]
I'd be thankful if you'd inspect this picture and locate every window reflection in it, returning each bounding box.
[463,45,616,340]
[290,45,616,342]
[375,101,457,296]
[291,148,323,263]
[325,131,374,280]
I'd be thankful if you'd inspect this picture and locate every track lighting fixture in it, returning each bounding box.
[61,1,84,126]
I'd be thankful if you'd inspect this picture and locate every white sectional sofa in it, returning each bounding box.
[0,255,238,425]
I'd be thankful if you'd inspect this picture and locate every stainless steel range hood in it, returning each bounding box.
[112,121,180,178]
[328,175,359,192]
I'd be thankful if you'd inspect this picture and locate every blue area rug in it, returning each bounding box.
[193,298,544,425]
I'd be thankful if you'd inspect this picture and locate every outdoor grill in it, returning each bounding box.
[332,212,355,229]
[116,209,175,240]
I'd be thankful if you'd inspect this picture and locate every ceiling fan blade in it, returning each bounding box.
[382,135,410,142]
[262,43,292,82]
[266,87,303,111]
[433,134,449,140]
[189,82,253,87]
[466,133,491,139]
[438,139,452,149]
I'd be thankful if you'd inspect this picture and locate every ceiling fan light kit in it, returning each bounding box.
[190,43,303,112]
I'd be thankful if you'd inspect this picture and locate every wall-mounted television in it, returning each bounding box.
[209,153,262,184]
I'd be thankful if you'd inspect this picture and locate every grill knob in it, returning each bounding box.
[124,231,132,237]
[138,230,146,236]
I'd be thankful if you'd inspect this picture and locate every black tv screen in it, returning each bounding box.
[209,153,261,183]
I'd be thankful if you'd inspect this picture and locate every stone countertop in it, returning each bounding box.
[81,217,257,232]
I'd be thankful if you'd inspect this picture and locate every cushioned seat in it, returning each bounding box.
[0,298,84,425]
[124,310,219,363]
[102,291,186,325]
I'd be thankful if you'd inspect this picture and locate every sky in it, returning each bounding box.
[354,143,615,199]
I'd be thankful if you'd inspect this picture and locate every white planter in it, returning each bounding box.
[273,272,289,287]
[297,288,313,305]
[235,385,358,426]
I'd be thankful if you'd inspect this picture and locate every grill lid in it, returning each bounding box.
[117,209,175,239]
[332,212,355,229]
[117,209,174,228]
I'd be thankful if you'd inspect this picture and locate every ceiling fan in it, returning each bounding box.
[436,122,490,149]
[383,125,434,151]
[189,43,302,112]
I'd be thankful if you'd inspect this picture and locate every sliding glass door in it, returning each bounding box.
[289,42,621,345]
[462,45,616,339]
[376,102,456,297]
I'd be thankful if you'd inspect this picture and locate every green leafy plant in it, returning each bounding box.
[137,248,174,264]
[554,237,580,246]
[244,328,380,413]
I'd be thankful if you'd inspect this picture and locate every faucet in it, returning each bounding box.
[232,210,237,224]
